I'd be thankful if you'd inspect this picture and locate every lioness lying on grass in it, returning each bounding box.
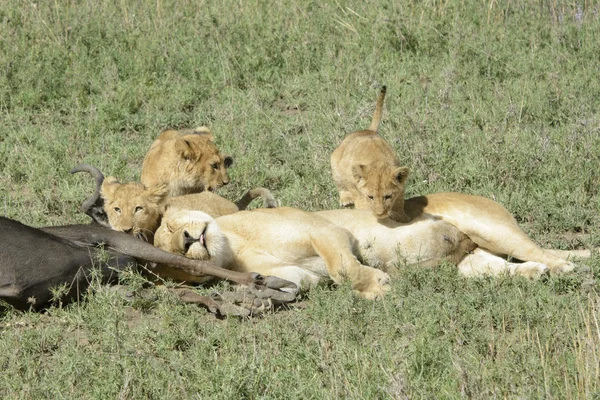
[153,193,591,298]
[154,207,393,299]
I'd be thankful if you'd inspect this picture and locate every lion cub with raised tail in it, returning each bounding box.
[330,86,410,222]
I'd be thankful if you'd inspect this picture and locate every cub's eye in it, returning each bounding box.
[384,195,392,200]
[211,163,219,170]
[135,206,144,213]
[114,207,121,214]
[367,195,374,200]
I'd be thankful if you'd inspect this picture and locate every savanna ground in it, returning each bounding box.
[1,0,600,398]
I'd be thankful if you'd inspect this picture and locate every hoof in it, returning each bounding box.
[249,274,299,304]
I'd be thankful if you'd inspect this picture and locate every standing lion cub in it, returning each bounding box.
[330,86,411,222]
[141,127,233,197]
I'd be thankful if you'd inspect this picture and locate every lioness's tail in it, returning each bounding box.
[368,86,387,132]
[235,187,277,210]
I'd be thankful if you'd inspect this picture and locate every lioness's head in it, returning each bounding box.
[352,164,410,221]
[154,208,231,269]
[100,176,169,242]
[141,128,234,197]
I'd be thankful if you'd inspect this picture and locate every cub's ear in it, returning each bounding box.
[175,138,193,160]
[352,165,367,182]
[100,176,121,199]
[193,126,215,142]
[224,155,233,168]
[393,166,410,184]
[146,182,170,205]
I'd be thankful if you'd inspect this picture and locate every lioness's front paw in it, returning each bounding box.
[357,270,391,300]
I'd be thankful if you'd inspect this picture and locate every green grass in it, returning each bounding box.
[1,0,600,398]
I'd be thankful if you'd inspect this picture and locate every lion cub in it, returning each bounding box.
[330,86,410,222]
[100,176,169,243]
[141,127,233,197]
[100,177,276,243]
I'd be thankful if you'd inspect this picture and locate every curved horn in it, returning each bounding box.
[71,164,110,227]
[71,164,105,213]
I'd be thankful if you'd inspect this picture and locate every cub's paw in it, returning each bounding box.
[357,270,391,300]
[339,191,355,208]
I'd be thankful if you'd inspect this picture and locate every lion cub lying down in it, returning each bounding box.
[141,127,233,197]
[154,207,393,299]
[330,86,411,222]
[98,175,275,243]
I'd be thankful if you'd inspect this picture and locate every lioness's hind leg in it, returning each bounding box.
[309,227,391,299]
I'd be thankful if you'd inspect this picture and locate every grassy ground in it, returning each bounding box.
[1,0,600,398]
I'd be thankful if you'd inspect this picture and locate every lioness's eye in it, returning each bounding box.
[367,195,374,200]
[384,195,392,200]
[135,206,143,213]
[114,207,121,214]
[211,163,219,170]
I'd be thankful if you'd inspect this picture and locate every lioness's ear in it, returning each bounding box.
[352,165,367,182]
[224,155,233,168]
[100,176,120,199]
[175,138,193,160]
[146,183,169,205]
[393,166,410,184]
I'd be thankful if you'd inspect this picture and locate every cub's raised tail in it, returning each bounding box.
[368,85,387,132]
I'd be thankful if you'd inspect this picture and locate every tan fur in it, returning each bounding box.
[319,192,589,276]
[167,188,277,218]
[330,86,411,222]
[101,177,276,242]
[155,194,589,294]
[398,192,582,274]
[100,176,169,243]
[153,209,233,284]
[141,127,233,197]
[154,207,392,300]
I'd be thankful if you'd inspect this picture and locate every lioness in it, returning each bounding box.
[154,207,392,299]
[319,192,588,275]
[155,194,591,293]
[141,127,233,197]
[330,86,411,222]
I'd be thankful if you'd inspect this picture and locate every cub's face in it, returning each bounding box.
[174,135,233,194]
[353,164,410,220]
[154,209,230,268]
[100,177,168,242]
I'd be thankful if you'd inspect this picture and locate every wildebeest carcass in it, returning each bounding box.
[0,170,297,316]
[0,217,297,315]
